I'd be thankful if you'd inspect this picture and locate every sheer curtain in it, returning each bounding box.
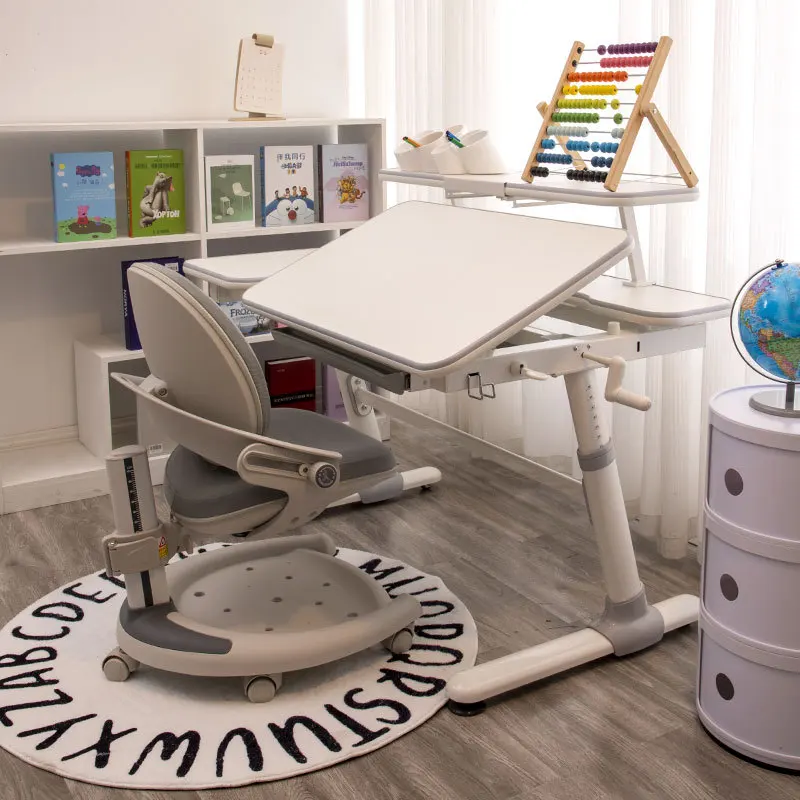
[348,0,800,558]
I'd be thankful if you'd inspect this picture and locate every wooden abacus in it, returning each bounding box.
[522,36,697,192]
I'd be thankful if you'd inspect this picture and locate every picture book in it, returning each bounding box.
[218,300,270,335]
[51,152,117,242]
[260,145,316,227]
[122,257,184,350]
[205,155,255,231]
[125,149,186,237]
[318,143,369,223]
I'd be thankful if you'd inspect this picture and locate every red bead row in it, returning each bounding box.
[567,70,628,83]
[599,56,652,69]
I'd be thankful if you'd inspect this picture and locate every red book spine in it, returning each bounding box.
[266,357,316,410]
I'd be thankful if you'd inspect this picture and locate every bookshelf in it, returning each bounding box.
[0,118,385,514]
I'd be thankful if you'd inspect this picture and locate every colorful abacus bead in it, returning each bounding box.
[597,44,607,55]
[613,112,623,124]
[529,166,550,178]
[591,141,600,152]
[611,127,625,139]
[540,138,555,149]
[611,98,620,109]
[635,84,642,94]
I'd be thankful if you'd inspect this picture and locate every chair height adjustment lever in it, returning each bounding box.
[581,352,652,411]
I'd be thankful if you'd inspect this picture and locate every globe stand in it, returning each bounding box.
[749,382,800,418]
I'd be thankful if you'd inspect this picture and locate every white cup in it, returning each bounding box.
[459,130,506,174]
[431,141,466,174]
[394,130,444,173]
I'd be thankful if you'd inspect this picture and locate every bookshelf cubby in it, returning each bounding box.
[0,117,385,513]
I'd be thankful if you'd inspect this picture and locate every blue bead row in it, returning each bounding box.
[566,140,591,152]
[537,152,572,164]
[591,156,614,168]
[590,141,619,153]
[540,138,556,149]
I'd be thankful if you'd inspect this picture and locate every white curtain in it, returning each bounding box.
[349,0,800,558]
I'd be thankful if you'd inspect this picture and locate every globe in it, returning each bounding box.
[732,260,800,384]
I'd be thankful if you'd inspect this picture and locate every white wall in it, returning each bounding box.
[0,0,350,122]
[0,0,351,442]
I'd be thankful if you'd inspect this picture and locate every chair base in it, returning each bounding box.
[107,532,420,701]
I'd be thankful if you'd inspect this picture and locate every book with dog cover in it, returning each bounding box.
[51,151,117,242]
[259,145,316,227]
[318,143,369,223]
[125,149,186,237]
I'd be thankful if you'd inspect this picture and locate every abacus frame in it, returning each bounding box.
[522,36,698,192]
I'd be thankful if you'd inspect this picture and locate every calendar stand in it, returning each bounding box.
[231,33,285,122]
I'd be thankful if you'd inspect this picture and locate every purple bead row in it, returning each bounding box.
[597,42,658,56]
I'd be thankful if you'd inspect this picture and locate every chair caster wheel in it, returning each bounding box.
[447,699,487,717]
[383,628,414,654]
[421,484,434,492]
[102,648,139,682]
[244,673,282,703]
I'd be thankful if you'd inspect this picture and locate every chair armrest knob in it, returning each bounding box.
[309,462,339,489]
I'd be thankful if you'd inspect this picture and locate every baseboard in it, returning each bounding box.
[0,424,77,452]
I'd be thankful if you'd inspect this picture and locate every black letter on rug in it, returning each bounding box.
[32,603,84,623]
[390,643,463,668]
[130,731,201,778]
[419,600,455,619]
[0,689,73,727]
[17,714,97,750]
[415,623,464,640]
[344,688,411,725]
[0,668,59,691]
[216,728,263,778]
[62,719,137,769]
[0,647,57,668]
[324,703,389,747]
[377,668,446,697]
[63,583,116,604]
[12,625,69,642]
[268,717,342,764]
[98,571,126,589]
[358,558,405,582]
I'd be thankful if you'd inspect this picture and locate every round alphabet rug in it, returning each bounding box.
[0,546,477,789]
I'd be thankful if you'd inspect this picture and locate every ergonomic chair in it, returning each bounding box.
[101,262,420,702]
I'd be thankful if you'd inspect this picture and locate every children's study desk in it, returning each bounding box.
[242,201,728,711]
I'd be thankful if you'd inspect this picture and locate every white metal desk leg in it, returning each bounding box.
[447,367,697,713]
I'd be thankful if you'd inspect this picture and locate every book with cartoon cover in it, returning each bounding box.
[125,149,186,237]
[260,145,316,227]
[318,143,369,223]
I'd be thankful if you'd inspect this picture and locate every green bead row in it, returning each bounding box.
[551,112,600,124]
[557,98,607,109]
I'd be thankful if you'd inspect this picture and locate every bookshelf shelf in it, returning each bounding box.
[205,220,364,241]
[0,117,385,513]
[0,232,202,258]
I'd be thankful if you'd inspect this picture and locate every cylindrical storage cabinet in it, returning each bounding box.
[699,385,800,770]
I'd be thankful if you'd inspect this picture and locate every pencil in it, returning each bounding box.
[446,131,464,148]
[403,136,422,148]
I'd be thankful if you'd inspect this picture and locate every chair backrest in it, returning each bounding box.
[127,261,271,435]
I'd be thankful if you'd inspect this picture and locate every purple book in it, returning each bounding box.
[323,365,347,421]
[122,256,184,350]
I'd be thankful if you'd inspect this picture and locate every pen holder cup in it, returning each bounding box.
[394,131,444,172]
[445,123,468,138]
[431,141,466,174]
[459,130,506,174]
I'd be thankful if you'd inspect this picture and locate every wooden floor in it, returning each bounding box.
[0,421,795,800]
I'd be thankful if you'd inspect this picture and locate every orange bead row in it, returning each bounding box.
[567,70,629,83]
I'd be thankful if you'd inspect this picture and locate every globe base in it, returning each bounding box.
[749,388,800,418]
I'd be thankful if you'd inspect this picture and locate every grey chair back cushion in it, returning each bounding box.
[128,262,271,435]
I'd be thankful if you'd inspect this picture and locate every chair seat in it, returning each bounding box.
[269,408,395,481]
[164,410,395,523]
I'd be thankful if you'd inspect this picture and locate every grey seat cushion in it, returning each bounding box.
[164,411,395,521]
[269,408,396,481]
[164,446,286,520]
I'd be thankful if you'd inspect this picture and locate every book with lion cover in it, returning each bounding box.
[125,149,186,237]
[318,144,369,223]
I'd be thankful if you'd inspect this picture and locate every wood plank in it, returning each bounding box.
[644,102,699,187]
[536,102,587,171]
[605,36,672,192]
[521,41,585,184]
